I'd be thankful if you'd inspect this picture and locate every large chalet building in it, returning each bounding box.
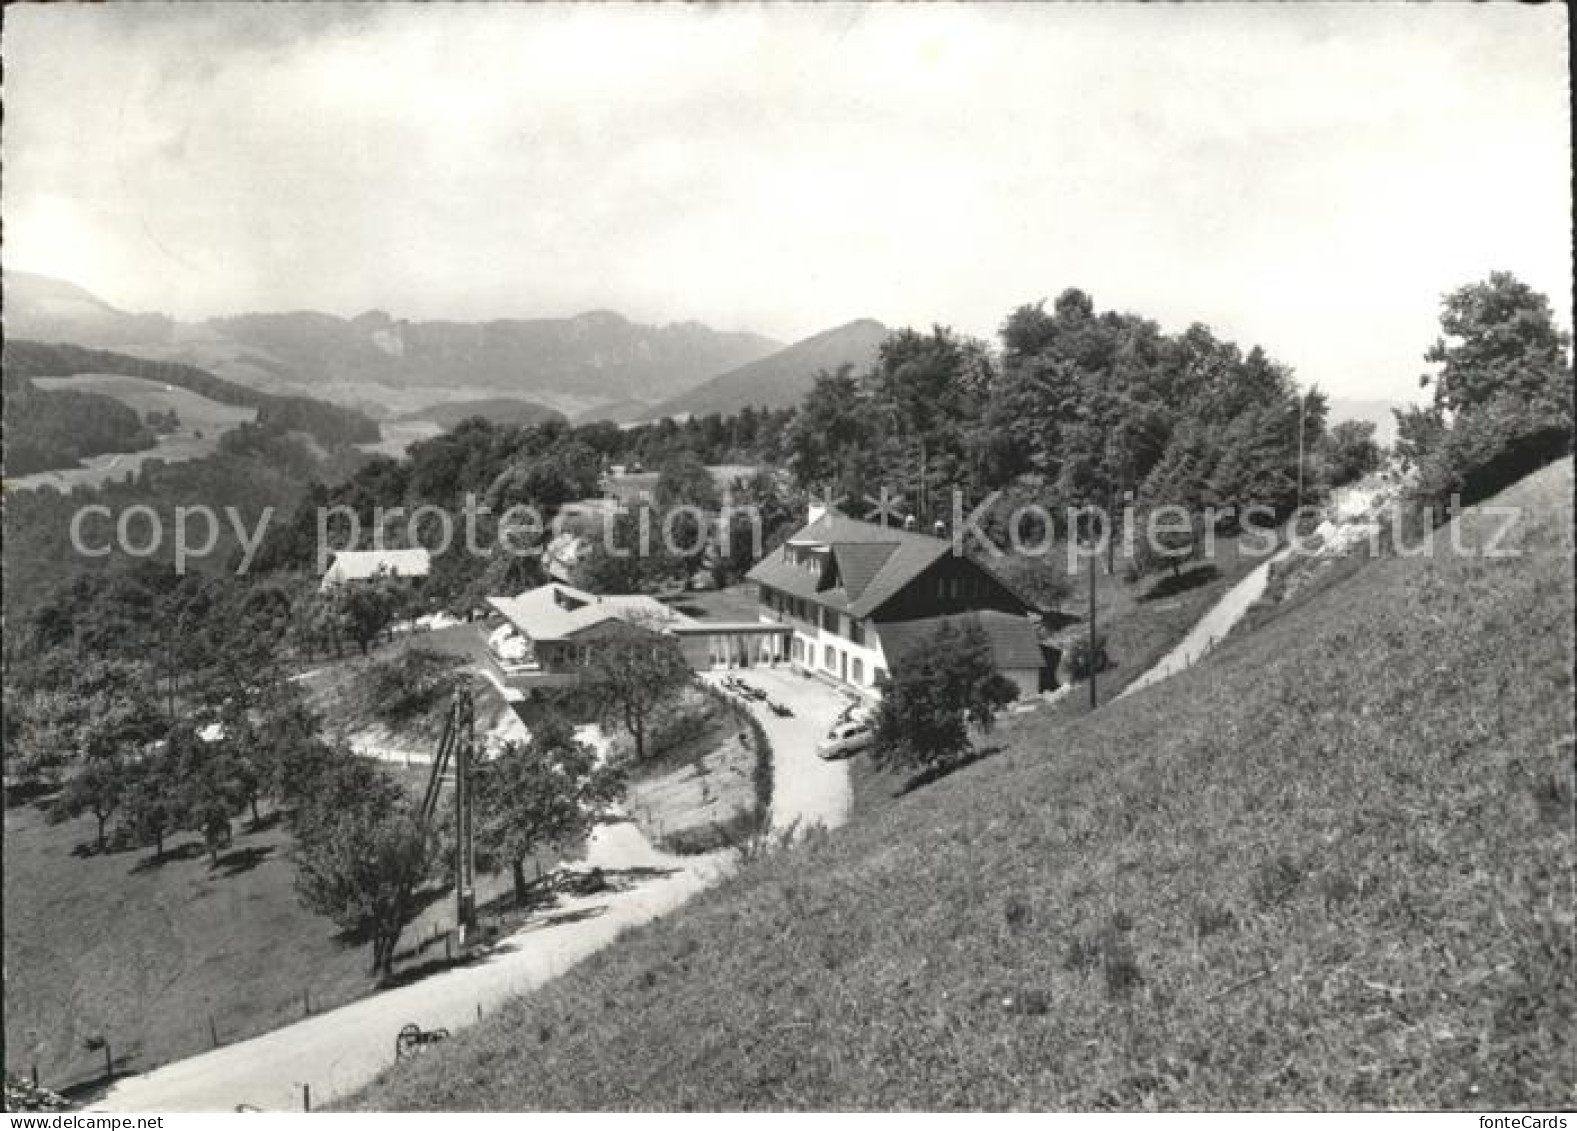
[747,507,1050,699]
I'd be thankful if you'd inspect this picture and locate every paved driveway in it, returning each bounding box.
[703,666,855,835]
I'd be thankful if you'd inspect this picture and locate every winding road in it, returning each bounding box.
[93,665,851,1112]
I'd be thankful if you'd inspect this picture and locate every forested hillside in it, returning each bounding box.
[5,341,381,449]
[1,377,158,475]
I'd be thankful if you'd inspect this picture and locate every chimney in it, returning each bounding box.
[808,500,827,526]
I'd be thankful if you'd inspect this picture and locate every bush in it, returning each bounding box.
[359,647,463,727]
[1066,631,1110,681]
[1407,395,1572,522]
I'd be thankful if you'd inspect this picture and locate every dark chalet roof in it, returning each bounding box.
[747,511,952,618]
[878,610,1047,673]
[748,510,1043,620]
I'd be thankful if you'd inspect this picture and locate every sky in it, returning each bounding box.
[2,2,1570,402]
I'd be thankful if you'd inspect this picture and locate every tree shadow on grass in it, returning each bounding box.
[895,744,1005,797]
[7,780,60,810]
[243,809,284,835]
[212,844,276,878]
[602,864,682,890]
[1138,563,1220,602]
[376,945,493,990]
[127,841,206,873]
[517,905,608,933]
[56,1052,137,1107]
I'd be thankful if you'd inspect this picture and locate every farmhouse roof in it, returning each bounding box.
[320,547,431,587]
[748,512,956,618]
[488,582,693,643]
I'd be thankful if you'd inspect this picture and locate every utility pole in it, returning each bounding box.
[1087,530,1099,710]
[453,689,477,943]
[1296,390,1307,514]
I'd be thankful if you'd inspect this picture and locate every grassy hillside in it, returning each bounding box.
[2,761,455,1097]
[350,460,1573,1110]
[5,341,380,448]
[1,377,157,477]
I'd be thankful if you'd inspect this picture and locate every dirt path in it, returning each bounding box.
[1117,542,1296,700]
[93,824,728,1112]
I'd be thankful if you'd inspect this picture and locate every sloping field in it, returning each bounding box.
[349,461,1574,1110]
[9,374,256,491]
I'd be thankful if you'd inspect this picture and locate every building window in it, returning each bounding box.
[850,618,865,646]
[824,644,836,669]
[852,657,864,684]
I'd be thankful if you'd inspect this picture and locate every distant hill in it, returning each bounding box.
[3,270,174,347]
[647,318,890,419]
[3,273,782,418]
[398,397,567,430]
[1328,397,1410,448]
[4,340,381,448]
[203,308,779,405]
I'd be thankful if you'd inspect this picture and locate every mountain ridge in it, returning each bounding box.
[645,317,891,419]
[3,272,782,416]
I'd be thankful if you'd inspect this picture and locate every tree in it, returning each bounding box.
[580,622,693,763]
[171,729,248,865]
[1318,420,1383,487]
[120,749,184,862]
[1406,274,1574,515]
[654,451,722,512]
[287,746,404,841]
[872,620,1018,772]
[573,506,686,595]
[653,452,720,571]
[486,439,601,517]
[1127,506,1199,582]
[474,718,624,905]
[784,366,883,499]
[988,554,1072,614]
[52,755,130,852]
[326,572,404,655]
[1392,404,1447,472]
[294,806,437,977]
[1423,272,1573,418]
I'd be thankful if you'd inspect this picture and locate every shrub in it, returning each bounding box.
[359,646,463,727]
[1407,394,1572,521]
[1066,631,1110,681]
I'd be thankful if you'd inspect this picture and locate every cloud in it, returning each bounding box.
[2,2,1568,402]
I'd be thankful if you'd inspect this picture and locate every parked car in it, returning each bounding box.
[816,720,875,760]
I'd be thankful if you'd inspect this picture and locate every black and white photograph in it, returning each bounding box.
[1,1,1572,1117]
